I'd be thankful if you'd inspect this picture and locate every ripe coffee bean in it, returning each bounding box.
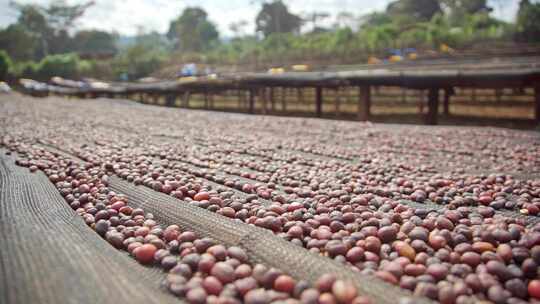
[274,275,296,293]
[134,244,157,264]
[378,226,397,243]
[316,274,337,292]
[529,280,540,299]
[332,280,357,304]
[210,262,235,284]
[202,276,223,295]
[244,289,270,304]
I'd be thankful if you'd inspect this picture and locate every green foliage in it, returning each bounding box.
[72,30,117,55]
[0,50,12,80]
[255,0,303,37]
[0,24,39,61]
[43,0,94,31]
[8,1,93,59]
[516,0,540,42]
[10,53,85,80]
[37,53,81,79]
[0,0,534,80]
[387,0,442,21]
[112,41,167,80]
[15,61,40,79]
[167,7,219,51]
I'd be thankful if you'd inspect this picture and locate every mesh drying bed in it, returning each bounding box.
[0,154,180,304]
[109,176,434,304]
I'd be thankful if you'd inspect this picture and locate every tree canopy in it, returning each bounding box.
[0,24,38,61]
[255,0,303,37]
[515,0,540,42]
[387,0,442,21]
[0,0,537,82]
[0,50,12,80]
[73,30,117,55]
[167,7,219,52]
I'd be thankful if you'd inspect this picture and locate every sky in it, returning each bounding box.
[0,0,523,37]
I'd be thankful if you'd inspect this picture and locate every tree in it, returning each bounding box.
[10,1,94,57]
[15,4,52,57]
[37,53,81,80]
[73,30,117,55]
[48,29,72,54]
[0,51,12,80]
[0,24,39,61]
[167,7,219,51]
[387,0,442,21]
[44,0,95,32]
[515,0,540,42]
[255,0,302,37]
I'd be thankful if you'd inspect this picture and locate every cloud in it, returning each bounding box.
[0,0,522,37]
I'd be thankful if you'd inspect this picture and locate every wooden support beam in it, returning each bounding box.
[334,88,340,117]
[315,86,323,117]
[495,88,502,102]
[261,88,268,114]
[419,90,425,114]
[443,88,451,116]
[281,87,287,112]
[270,88,275,112]
[165,94,176,107]
[426,88,440,125]
[358,86,371,121]
[297,88,304,104]
[237,90,243,108]
[535,86,540,123]
[183,91,191,108]
[248,89,255,114]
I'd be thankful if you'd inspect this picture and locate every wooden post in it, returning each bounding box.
[535,86,540,123]
[495,88,502,102]
[334,88,341,117]
[315,86,323,117]
[270,88,275,112]
[297,88,304,105]
[419,90,425,114]
[358,86,371,121]
[261,88,268,114]
[165,94,176,107]
[237,90,243,109]
[182,91,191,108]
[248,89,255,114]
[443,88,451,116]
[281,87,287,112]
[204,91,209,109]
[426,88,439,125]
